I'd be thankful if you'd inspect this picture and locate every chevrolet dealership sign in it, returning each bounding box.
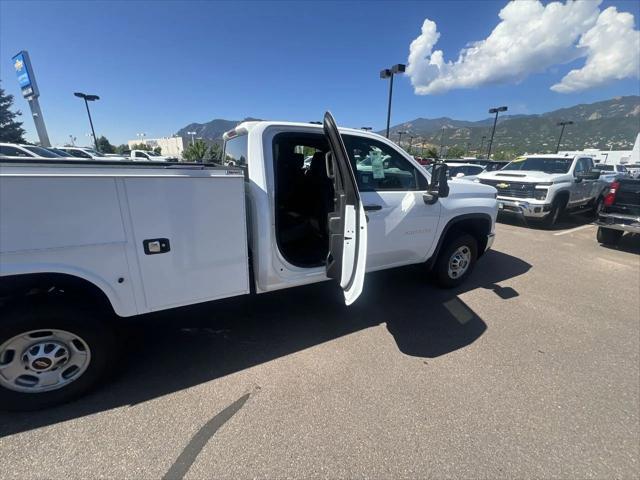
[12,50,40,98]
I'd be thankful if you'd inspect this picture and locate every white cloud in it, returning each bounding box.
[406,0,639,95]
[551,7,640,92]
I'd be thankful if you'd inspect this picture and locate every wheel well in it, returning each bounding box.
[428,215,492,268]
[0,273,114,313]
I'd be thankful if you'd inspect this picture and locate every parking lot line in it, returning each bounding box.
[553,224,595,236]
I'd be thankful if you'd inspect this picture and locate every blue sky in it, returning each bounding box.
[1,0,638,145]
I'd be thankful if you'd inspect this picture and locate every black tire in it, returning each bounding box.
[0,303,116,411]
[597,227,623,246]
[541,197,565,228]
[592,195,604,217]
[433,233,478,288]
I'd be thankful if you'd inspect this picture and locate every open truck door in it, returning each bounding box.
[322,111,368,305]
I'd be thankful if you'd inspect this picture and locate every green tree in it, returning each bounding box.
[183,140,209,162]
[425,147,439,159]
[130,142,151,151]
[446,146,466,158]
[115,144,129,154]
[208,143,221,162]
[96,136,115,153]
[153,146,162,155]
[0,83,26,143]
[492,150,518,161]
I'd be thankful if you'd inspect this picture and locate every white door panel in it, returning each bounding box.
[362,190,440,269]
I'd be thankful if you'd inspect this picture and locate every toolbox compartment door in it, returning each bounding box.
[125,175,249,311]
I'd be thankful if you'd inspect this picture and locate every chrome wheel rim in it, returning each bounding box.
[448,246,471,279]
[0,329,91,393]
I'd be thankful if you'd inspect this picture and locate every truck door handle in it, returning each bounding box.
[364,204,382,211]
[143,238,171,255]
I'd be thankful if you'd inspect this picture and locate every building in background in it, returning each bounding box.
[559,133,640,165]
[127,136,186,159]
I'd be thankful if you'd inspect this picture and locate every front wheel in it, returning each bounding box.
[433,233,478,288]
[0,303,116,411]
[540,198,564,228]
[593,196,604,217]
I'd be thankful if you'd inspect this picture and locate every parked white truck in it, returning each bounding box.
[477,154,608,227]
[0,113,498,410]
[127,149,177,162]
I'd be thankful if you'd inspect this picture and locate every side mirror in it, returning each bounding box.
[577,171,600,181]
[423,163,449,205]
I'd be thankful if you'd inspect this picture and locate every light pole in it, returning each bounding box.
[556,121,574,153]
[439,126,446,158]
[408,135,414,155]
[136,132,146,146]
[380,63,406,138]
[74,92,100,151]
[479,135,486,158]
[68,135,76,146]
[187,131,196,146]
[397,130,407,147]
[486,106,508,160]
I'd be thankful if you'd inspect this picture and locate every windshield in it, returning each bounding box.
[23,146,62,158]
[49,148,71,156]
[449,165,484,177]
[146,151,161,156]
[83,149,103,156]
[502,157,572,174]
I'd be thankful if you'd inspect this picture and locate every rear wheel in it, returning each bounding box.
[597,227,623,246]
[433,233,478,288]
[0,303,116,411]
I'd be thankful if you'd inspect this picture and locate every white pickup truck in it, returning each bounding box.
[127,149,176,162]
[477,154,608,227]
[0,113,497,410]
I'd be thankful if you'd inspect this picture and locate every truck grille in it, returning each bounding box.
[479,179,536,199]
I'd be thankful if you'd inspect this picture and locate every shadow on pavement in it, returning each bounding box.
[0,249,531,437]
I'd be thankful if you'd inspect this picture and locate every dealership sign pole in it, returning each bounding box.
[12,50,51,147]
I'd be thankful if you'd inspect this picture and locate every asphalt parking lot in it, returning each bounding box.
[1,214,638,479]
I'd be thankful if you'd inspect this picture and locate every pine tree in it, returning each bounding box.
[0,83,26,143]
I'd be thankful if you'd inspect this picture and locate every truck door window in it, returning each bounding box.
[135,151,148,158]
[341,136,427,192]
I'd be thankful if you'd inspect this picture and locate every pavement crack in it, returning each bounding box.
[162,387,258,480]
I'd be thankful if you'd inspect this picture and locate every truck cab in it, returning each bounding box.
[223,118,498,295]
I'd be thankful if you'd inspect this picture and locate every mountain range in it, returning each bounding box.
[176,96,640,155]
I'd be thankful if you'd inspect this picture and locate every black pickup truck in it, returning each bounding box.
[596,179,640,245]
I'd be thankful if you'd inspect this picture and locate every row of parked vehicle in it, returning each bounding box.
[423,154,638,228]
[0,142,177,162]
